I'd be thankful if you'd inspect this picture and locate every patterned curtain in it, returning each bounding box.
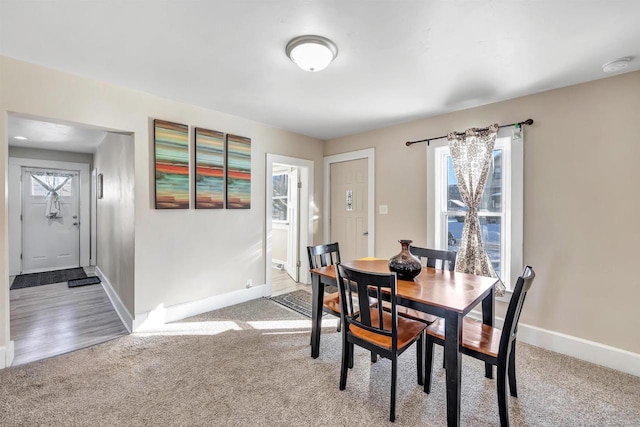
[447,123,506,296]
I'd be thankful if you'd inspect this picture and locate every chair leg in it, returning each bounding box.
[424,336,434,394]
[390,357,397,422]
[371,351,378,363]
[508,342,518,397]
[336,317,341,333]
[497,362,510,427]
[348,343,354,369]
[340,337,349,390]
[417,334,424,385]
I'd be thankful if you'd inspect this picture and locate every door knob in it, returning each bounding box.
[363,231,369,236]
[73,222,79,226]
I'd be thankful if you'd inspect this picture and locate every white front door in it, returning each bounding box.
[330,159,369,262]
[286,167,299,281]
[22,167,81,273]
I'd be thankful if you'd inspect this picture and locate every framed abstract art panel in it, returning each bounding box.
[225,134,251,209]
[154,119,190,209]
[194,127,225,209]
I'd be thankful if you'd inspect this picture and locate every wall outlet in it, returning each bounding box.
[246,279,253,289]
[379,204,388,215]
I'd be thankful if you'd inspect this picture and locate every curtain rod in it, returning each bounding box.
[405,118,534,147]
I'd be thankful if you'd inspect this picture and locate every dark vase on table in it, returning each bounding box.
[388,239,422,280]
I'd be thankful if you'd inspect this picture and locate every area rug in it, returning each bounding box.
[10,267,87,290]
[270,286,337,318]
[68,276,102,288]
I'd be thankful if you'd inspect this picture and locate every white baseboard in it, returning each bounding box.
[96,267,133,333]
[0,340,15,368]
[468,312,640,377]
[133,284,268,331]
[517,323,640,377]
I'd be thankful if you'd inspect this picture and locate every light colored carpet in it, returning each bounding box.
[1,297,639,426]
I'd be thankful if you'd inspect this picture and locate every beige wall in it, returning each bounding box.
[94,133,135,315]
[325,71,640,354]
[0,56,324,353]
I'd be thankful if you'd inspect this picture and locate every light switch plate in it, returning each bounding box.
[379,205,388,215]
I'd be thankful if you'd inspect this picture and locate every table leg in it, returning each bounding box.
[482,287,495,378]
[444,311,462,427]
[310,274,324,358]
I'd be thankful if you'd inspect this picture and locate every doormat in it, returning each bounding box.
[269,286,338,318]
[10,267,88,290]
[68,276,102,288]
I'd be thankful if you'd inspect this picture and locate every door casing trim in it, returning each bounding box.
[8,157,91,275]
[265,154,314,291]
[323,148,375,257]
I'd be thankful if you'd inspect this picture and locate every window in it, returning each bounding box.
[272,172,289,222]
[31,173,73,197]
[427,131,523,291]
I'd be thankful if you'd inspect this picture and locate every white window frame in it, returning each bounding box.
[272,170,289,224]
[427,128,523,296]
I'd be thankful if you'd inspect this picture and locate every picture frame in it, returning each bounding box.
[194,127,225,209]
[154,119,190,209]
[225,134,251,209]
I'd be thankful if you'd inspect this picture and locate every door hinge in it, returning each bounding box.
[296,260,301,267]
[20,253,23,260]
[20,214,23,221]
[297,182,302,189]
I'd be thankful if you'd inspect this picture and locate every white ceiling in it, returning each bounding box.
[8,115,108,153]
[1,0,639,145]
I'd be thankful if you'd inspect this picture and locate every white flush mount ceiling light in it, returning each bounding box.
[14,136,28,140]
[602,57,632,73]
[286,35,338,72]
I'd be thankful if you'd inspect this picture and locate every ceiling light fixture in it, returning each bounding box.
[602,57,632,73]
[14,136,28,140]
[286,35,338,72]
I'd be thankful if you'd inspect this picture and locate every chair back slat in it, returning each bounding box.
[409,246,457,271]
[499,266,535,356]
[336,264,397,346]
[307,242,341,269]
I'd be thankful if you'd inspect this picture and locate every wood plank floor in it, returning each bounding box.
[9,273,128,366]
[271,268,309,296]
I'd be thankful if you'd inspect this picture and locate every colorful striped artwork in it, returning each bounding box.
[194,128,225,209]
[154,119,190,209]
[225,134,251,209]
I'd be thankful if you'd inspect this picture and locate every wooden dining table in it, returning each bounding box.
[310,258,497,427]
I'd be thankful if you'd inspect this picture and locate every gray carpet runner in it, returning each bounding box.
[270,286,338,318]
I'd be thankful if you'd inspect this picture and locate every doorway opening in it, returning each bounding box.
[7,113,132,366]
[265,154,314,296]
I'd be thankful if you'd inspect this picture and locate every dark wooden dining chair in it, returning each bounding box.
[307,242,342,332]
[424,265,536,427]
[410,246,457,271]
[336,263,427,422]
[395,246,457,325]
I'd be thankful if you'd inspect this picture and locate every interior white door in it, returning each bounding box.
[286,168,299,281]
[22,168,80,273]
[330,159,369,262]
